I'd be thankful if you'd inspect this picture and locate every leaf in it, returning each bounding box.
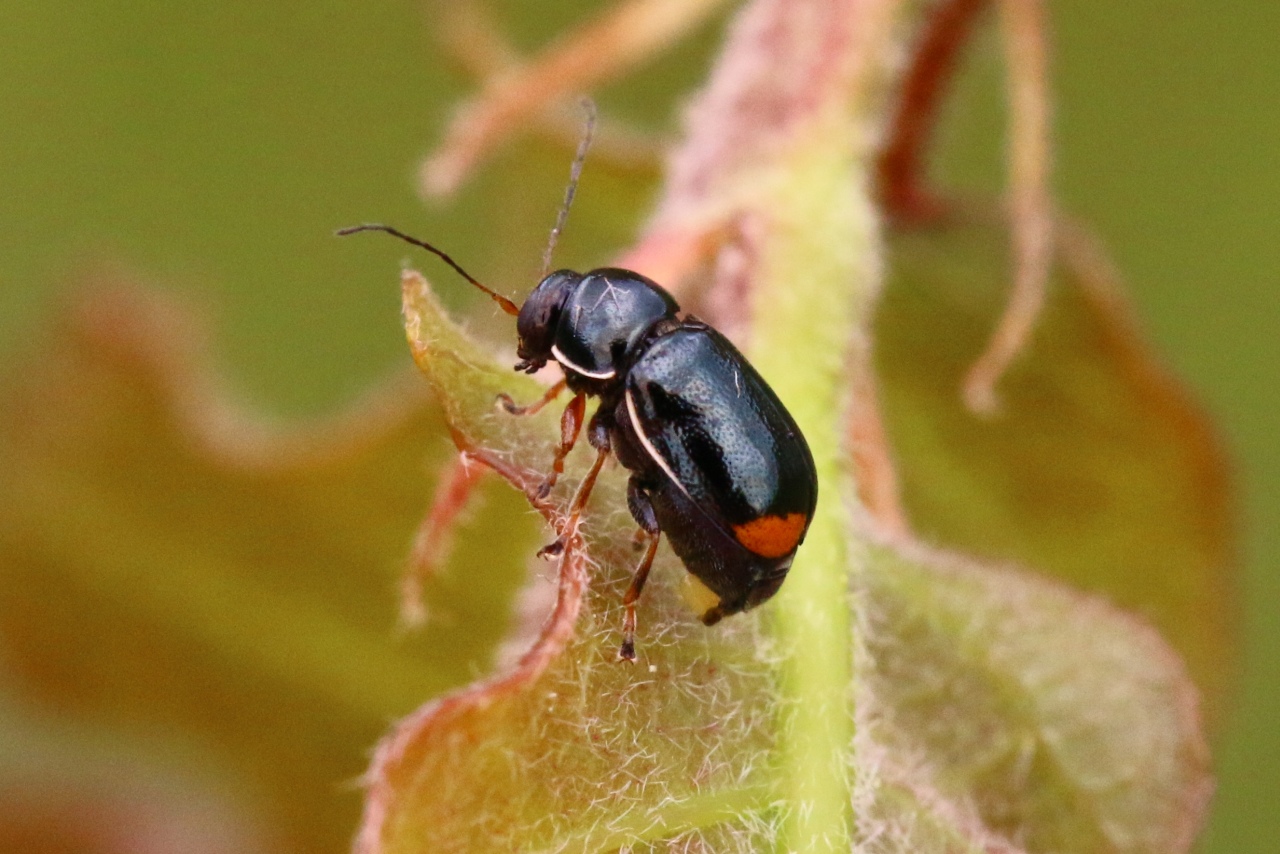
[362,271,782,853]
[876,215,1236,724]
[858,536,1210,854]
[356,268,1211,853]
[0,283,539,853]
[0,704,274,854]
[0,2,1226,851]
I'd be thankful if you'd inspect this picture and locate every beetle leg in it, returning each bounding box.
[624,477,661,544]
[620,534,660,661]
[535,391,586,500]
[497,377,567,416]
[619,478,661,661]
[538,417,611,558]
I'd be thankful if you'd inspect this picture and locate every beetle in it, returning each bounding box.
[336,227,817,660]
[508,262,819,656]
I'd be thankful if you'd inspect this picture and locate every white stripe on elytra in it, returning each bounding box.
[625,388,693,502]
[551,343,616,379]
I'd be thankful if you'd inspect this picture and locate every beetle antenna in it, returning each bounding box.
[336,223,521,316]
[540,98,597,279]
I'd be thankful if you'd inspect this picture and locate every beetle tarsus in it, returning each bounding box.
[535,477,556,501]
[617,638,636,662]
[497,378,567,416]
[618,512,660,664]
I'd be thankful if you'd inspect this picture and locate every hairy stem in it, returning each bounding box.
[753,110,881,851]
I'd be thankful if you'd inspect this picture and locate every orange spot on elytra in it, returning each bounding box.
[732,513,807,558]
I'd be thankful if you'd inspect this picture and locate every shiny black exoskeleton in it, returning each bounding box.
[337,224,817,660]
[514,267,818,658]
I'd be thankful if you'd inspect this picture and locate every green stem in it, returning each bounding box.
[751,113,880,851]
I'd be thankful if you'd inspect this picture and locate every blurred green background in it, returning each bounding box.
[0,1,1273,851]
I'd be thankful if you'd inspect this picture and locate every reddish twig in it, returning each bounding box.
[962,0,1053,414]
[847,353,910,537]
[421,0,728,197]
[399,452,488,628]
[878,0,989,222]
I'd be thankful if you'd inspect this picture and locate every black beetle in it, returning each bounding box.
[338,224,818,660]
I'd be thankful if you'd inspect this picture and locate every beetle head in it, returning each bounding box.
[515,270,581,373]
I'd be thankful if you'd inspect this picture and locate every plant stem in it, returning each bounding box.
[752,109,880,851]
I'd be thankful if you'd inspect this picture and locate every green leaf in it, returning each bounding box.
[877,216,1236,725]
[356,267,1211,853]
[0,221,1221,854]
[0,700,273,854]
[0,4,1227,852]
[0,285,538,852]
[859,536,1210,853]
[365,271,782,852]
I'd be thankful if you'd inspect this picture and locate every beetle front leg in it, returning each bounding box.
[537,414,611,559]
[619,477,661,662]
[534,391,586,500]
[496,377,567,416]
